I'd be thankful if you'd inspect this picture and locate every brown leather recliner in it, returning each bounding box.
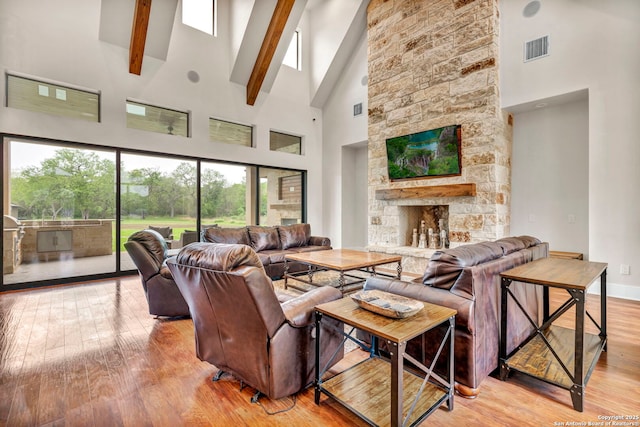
[167,242,345,400]
[124,229,190,317]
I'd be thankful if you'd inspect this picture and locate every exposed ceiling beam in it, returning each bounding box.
[129,0,152,75]
[246,0,295,105]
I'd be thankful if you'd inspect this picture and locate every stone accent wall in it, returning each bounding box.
[367,0,512,255]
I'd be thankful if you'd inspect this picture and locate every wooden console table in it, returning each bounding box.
[499,257,607,412]
[314,296,456,427]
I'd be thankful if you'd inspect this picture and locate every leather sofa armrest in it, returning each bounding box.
[308,236,331,247]
[281,286,342,327]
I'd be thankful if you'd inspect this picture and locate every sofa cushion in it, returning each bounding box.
[421,242,504,290]
[256,252,272,267]
[286,245,331,254]
[278,224,311,249]
[202,226,250,245]
[518,235,541,248]
[494,237,526,255]
[260,249,287,264]
[149,225,172,239]
[248,226,281,251]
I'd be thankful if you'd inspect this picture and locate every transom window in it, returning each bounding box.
[209,118,253,147]
[270,131,302,155]
[6,74,100,122]
[126,100,189,137]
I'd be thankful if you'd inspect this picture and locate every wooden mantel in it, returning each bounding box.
[375,183,477,200]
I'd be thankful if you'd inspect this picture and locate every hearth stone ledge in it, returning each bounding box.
[368,245,444,276]
[368,242,470,276]
[367,245,437,258]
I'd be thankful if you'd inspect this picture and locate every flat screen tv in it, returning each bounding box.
[385,124,462,181]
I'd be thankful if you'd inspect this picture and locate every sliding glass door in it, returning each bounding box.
[3,138,116,285]
[120,154,197,269]
[2,136,306,289]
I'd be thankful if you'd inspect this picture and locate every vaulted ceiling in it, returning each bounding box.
[98,0,368,107]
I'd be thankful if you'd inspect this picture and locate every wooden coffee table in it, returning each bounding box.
[284,249,402,294]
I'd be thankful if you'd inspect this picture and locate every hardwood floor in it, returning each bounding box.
[1,276,638,426]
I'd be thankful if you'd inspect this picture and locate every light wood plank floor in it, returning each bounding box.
[1,276,638,426]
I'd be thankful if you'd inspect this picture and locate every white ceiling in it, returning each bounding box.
[97,0,369,107]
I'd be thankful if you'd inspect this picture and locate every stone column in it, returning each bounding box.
[367,0,512,248]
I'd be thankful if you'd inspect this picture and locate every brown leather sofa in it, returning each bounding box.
[361,236,548,398]
[167,242,345,400]
[201,223,331,279]
[124,229,190,317]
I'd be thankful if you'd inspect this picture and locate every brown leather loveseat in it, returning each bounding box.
[167,242,345,400]
[361,236,548,398]
[201,223,331,279]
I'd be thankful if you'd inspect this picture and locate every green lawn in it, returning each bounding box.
[115,216,246,251]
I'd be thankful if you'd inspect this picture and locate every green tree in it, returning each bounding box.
[171,162,197,217]
[127,168,163,216]
[12,149,115,220]
[201,169,227,217]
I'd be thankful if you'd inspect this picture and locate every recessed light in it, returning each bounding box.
[535,102,548,108]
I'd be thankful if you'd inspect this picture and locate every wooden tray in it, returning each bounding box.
[351,290,424,319]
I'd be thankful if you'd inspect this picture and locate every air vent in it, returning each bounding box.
[353,103,363,116]
[524,35,549,62]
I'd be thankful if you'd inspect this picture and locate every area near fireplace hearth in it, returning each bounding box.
[366,0,512,274]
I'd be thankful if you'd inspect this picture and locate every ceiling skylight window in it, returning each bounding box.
[283,30,301,70]
[182,0,216,36]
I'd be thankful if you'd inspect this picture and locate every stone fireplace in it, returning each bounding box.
[366,0,512,274]
[398,205,449,248]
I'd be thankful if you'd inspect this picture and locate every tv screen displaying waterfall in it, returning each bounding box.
[385,124,462,181]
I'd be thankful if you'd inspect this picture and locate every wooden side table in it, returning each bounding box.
[549,250,584,260]
[314,296,456,427]
[499,257,607,412]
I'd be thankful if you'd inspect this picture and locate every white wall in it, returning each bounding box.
[321,32,368,248]
[501,0,640,299]
[341,144,368,249]
[0,0,326,232]
[511,96,589,258]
